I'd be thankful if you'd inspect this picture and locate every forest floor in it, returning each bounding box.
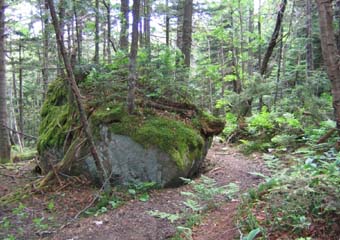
[0,140,267,240]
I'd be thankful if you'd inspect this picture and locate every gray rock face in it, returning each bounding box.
[82,126,211,187]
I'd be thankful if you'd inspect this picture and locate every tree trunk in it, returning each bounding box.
[181,0,193,67]
[73,1,83,64]
[316,0,340,138]
[144,0,150,53]
[0,0,10,163]
[94,0,100,64]
[103,0,112,63]
[176,0,184,50]
[306,0,313,76]
[120,0,129,50]
[46,0,108,185]
[18,40,24,146]
[259,0,287,110]
[165,0,170,46]
[260,0,287,76]
[41,0,49,99]
[127,0,140,114]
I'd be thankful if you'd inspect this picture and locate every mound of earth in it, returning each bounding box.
[37,78,225,187]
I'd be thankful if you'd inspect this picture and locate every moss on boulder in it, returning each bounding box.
[38,78,225,186]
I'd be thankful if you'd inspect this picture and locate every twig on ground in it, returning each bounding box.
[59,170,114,230]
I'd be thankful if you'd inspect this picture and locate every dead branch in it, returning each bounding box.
[37,137,86,189]
[317,128,337,144]
[1,124,37,139]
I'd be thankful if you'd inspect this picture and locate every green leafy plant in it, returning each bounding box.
[33,217,49,230]
[12,203,27,219]
[149,176,238,239]
[242,228,261,240]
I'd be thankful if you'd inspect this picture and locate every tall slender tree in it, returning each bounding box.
[120,0,129,50]
[94,0,100,64]
[316,0,340,142]
[181,0,193,67]
[46,0,108,184]
[127,0,140,114]
[0,0,10,163]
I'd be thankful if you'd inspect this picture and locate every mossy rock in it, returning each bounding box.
[38,78,224,187]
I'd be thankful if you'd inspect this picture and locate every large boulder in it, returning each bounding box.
[37,79,224,187]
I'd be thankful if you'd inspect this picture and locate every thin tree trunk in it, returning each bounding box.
[94,0,100,64]
[73,1,82,64]
[316,0,340,142]
[127,0,140,114]
[260,0,287,76]
[306,0,313,76]
[120,0,129,50]
[259,0,287,110]
[144,0,150,56]
[181,0,193,67]
[0,0,10,163]
[176,0,184,50]
[248,3,254,77]
[18,40,24,146]
[274,27,283,106]
[46,0,108,185]
[165,0,170,46]
[102,0,112,63]
[41,0,49,99]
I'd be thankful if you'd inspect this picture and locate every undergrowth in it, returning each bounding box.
[148,175,239,240]
[236,115,340,239]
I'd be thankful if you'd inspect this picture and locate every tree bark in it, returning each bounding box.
[259,0,287,110]
[306,0,313,76]
[46,0,108,185]
[41,0,49,99]
[120,0,129,50]
[176,0,184,50]
[181,0,193,67]
[102,0,112,63]
[127,0,140,114]
[260,0,287,76]
[165,0,170,46]
[73,0,83,64]
[144,0,150,54]
[94,0,100,64]
[18,40,24,146]
[0,0,10,163]
[316,0,340,138]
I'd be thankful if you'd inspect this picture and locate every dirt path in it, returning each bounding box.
[51,141,266,240]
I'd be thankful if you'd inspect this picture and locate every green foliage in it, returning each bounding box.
[223,112,238,136]
[238,108,303,153]
[149,176,238,239]
[242,228,261,240]
[32,217,49,230]
[181,175,239,210]
[85,193,123,217]
[238,148,340,238]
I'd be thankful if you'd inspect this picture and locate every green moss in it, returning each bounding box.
[107,114,204,170]
[91,103,126,125]
[37,79,73,153]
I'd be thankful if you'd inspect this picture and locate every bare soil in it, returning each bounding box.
[0,140,266,240]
